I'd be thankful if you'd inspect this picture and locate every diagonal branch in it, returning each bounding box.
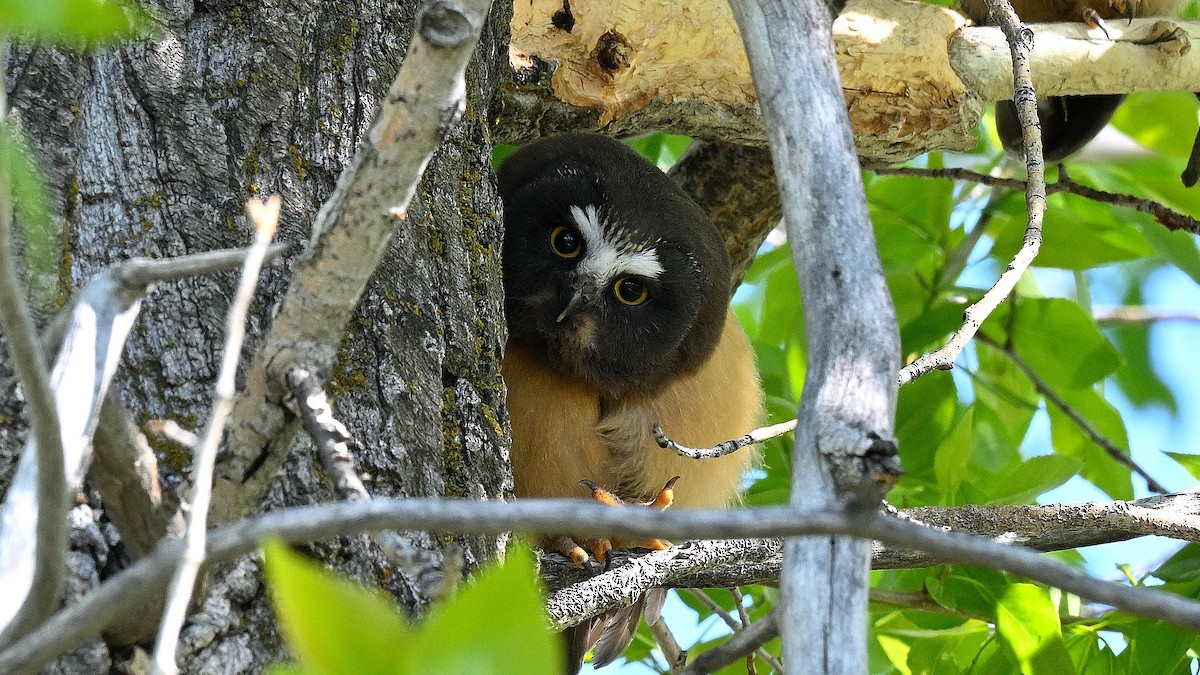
[898,0,1047,388]
[678,609,779,675]
[981,335,1170,494]
[214,0,494,528]
[681,589,784,672]
[152,197,279,675]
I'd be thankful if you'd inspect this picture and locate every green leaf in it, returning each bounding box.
[0,0,149,46]
[623,133,692,170]
[867,173,954,240]
[1117,619,1197,674]
[1166,452,1200,482]
[934,407,975,505]
[991,193,1153,269]
[971,342,1040,487]
[988,455,1081,505]
[1110,92,1200,160]
[1009,298,1123,390]
[1065,632,1120,675]
[263,540,412,674]
[1152,544,1200,583]
[1141,224,1200,285]
[400,545,561,675]
[993,584,1074,675]
[895,371,959,486]
[899,299,972,358]
[1107,279,1178,412]
[1047,387,1134,500]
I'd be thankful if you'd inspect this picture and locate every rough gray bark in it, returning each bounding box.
[2,0,511,670]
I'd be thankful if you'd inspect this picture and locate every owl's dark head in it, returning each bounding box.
[498,133,731,398]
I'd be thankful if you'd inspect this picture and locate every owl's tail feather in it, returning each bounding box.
[566,588,668,672]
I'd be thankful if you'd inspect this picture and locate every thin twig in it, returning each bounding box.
[684,589,744,631]
[288,368,373,502]
[871,165,1200,236]
[145,420,198,450]
[682,589,784,673]
[649,615,686,673]
[897,0,1046,388]
[1093,306,1200,324]
[117,242,291,289]
[151,197,279,675]
[0,34,69,648]
[870,589,981,622]
[985,336,1170,494]
[679,610,779,675]
[9,496,1200,673]
[287,367,455,599]
[654,420,796,459]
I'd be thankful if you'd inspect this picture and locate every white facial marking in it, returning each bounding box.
[569,204,664,282]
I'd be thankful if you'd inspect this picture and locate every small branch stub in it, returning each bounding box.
[418,1,475,49]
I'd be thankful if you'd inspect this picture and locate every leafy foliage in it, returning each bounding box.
[604,100,1200,672]
[264,541,561,674]
[0,0,148,48]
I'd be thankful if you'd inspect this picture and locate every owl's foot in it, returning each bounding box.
[549,477,680,571]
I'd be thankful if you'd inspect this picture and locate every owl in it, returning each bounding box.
[960,0,1185,161]
[497,133,764,670]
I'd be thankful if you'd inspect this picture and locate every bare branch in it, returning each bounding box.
[899,0,1046,389]
[1093,306,1200,324]
[667,141,781,289]
[728,0,901,670]
[654,420,796,460]
[649,616,686,673]
[0,41,68,644]
[9,494,1200,674]
[89,393,186,647]
[145,420,198,450]
[984,336,1170,494]
[870,589,980,622]
[679,610,778,675]
[152,197,279,675]
[681,589,784,673]
[503,0,1200,162]
[116,243,291,289]
[91,394,184,560]
[287,367,454,600]
[870,165,1200,235]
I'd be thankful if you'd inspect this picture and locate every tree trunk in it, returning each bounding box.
[3,0,511,670]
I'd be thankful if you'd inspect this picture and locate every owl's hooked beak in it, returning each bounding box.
[556,291,584,323]
[556,276,601,323]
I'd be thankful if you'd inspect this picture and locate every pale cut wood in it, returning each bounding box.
[951,17,1199,101]
[503,0,1200,162]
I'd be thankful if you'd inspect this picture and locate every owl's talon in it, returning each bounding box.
[1083,8,1113,37]
[646,476,680,510]
[580,479,623,506]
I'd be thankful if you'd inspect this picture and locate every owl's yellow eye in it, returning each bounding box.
[613,278,649,306]
[550,226,581,259]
